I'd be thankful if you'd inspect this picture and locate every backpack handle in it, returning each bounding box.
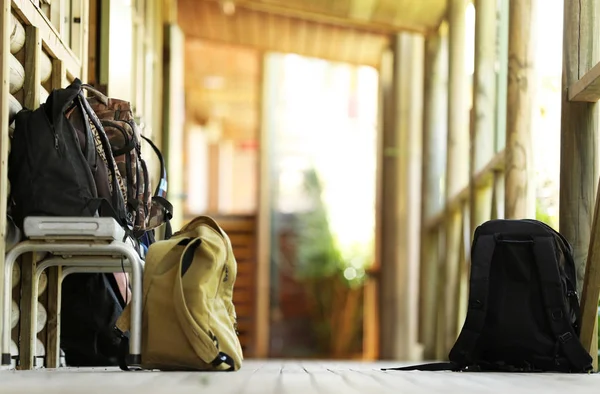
[80,83,109,106]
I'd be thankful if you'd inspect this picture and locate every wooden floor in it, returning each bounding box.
[1,360,600,394]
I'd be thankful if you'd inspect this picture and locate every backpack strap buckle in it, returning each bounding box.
[559,332,573,343]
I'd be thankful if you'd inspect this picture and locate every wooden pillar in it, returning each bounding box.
[470,0,497,234]
[419,24,448,360]
[0,0,10,368]
[379,32,425,361]
[504,0,537,219]
[561,0,600,371]
[443,0,469,354]
[255,53,271,359]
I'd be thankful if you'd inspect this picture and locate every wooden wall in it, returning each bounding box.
[1,0,90,369]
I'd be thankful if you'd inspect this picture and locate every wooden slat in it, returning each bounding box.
[18,254,36,369]
[228,234,254,246]
[44,267,61,368]
[234,276,253,288]
[23,25,41,110]
[233,287,256,300]
[219,220,256,233]
[568,60,600,102]
[233,302,254,317]
[235,261,254,270]
[12,0,82,77]
[232,247,256,260]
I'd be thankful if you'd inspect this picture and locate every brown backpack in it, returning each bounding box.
[82,84,173,238]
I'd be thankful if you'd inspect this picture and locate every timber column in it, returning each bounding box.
[504,0,537,220]
[443,0,469,354]
[560,0,599,370]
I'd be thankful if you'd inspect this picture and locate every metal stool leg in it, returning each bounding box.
[113,244,143,365]
[2,243,31,365]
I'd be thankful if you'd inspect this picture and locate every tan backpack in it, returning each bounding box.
[117,216,243,371]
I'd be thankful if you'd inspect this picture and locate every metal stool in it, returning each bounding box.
[1,217,144,369]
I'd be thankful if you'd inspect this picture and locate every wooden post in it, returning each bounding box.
[43,59,66,369]
[419,24,448,359]
[18,254,36,369]
[562,0,600,371]
[23,26,41,110]
[470,0,497,234]
[495,0,510,154]
[504,0,537,219]
[255,53,271,359]
[0,0,10,369]
[443,0,469,354]
[379,32,425,361]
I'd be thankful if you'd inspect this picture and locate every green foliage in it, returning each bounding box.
[293,167,367,287]
[536,199,557,229]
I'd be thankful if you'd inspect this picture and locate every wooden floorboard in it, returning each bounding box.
[1,360,600,393]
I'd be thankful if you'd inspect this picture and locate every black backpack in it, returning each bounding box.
[8,79,130,367]
[386,219,593,373]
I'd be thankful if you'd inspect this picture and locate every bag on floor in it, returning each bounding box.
[8,78,130,367]
[117,216,244,371]
[386,219,593,373]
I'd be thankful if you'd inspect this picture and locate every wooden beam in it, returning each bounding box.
[12,0,82,77]
[470,0,497,235]
[504,0,536,219]
[0,0,10,369]
[560,0,600,371]
[568,61,600,102]
[197,0,428,35]
[424,150,504,229]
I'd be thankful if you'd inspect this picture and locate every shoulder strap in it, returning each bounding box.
[140,135,172,238]
[173,230,236,370]
[448,234,496,366]
[531,237,593,373]
[382,361,460,372]
[79,93,129,226]
[140,135,168,198]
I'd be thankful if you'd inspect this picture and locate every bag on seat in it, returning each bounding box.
[83,86,173,239]
[117,216,243,371]
[386,219,593,373]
